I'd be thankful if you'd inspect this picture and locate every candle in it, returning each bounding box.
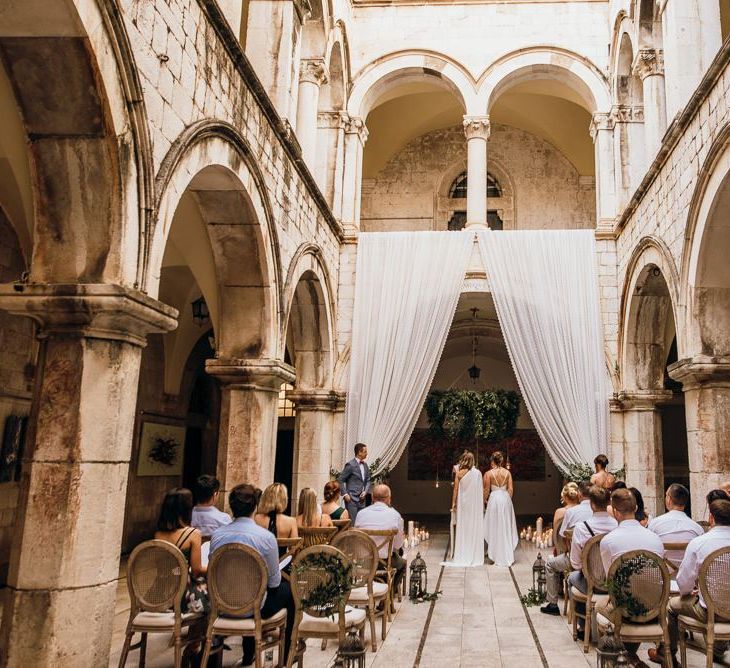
[536,516,543,536]
[408,521,414,540]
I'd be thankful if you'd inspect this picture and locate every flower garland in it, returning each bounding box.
[294,552,353,617]
[607,554,657,618]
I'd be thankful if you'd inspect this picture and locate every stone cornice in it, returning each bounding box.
[299,59,329,86]
[610,104,645,124]
[0,283,178,347]
[206,357,296,391]
[317,110,349,130]
[633,48,665,80]
[344,116,369,144]
[615,389,674,409]
[463,115,491,141]
[668,357,730,389]
[287,389,345,410]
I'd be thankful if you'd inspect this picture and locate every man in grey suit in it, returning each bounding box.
[339,443,370,522]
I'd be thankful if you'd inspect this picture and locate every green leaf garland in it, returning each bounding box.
[294,552,353,617]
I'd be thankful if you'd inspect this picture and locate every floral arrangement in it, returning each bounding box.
[295,552,353,617]
[607,553,657,618]
[560,462,626,484]
[520,587,547,607]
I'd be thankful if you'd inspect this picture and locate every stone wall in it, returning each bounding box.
[361,124,596,232]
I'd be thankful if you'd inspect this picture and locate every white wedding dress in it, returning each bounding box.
[483,471,519,567]
[443,467,484,567]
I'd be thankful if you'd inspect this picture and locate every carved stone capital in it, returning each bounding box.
[616,389,674,410]
[317,110,349,129]
[0,283,178,347]
[462,115,491,141]
[299,59,329,86]
[206,358,296,392]
[589,112,614,140]
[633,48,664,80]
[668,357,730,390]
[344,116,369,144]
[610,104,644,124]
[287,389,346,411]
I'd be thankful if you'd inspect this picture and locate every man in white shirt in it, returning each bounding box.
[648,483,703,568]
[191,475,231,538]
[651,499,730,666]
[559,481,593,537]
[355,484,406,590]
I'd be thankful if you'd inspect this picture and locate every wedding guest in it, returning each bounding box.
[355,484,407,591]
[296,487,333,528]
[191,475,231,538]
[650,499,730,666]
[321,480,350,521]
[340,443,371,521]
[606,481,627,518]
[590,454,615,490]
[707,488,730,505]
[554,483,580,536]
[559,481,592,537]
[255,482,298,548]
[210,484,295,667]
[629,487,650,526]
[648,483,703,568]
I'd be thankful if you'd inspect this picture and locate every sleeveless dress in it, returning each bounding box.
[442,467,485,567]
[267,511,287,557]
[329,506,345,520]
[483,471,519,567]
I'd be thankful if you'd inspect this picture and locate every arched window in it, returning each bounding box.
[448,172,502,198]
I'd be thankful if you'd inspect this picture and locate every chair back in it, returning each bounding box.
[278,537,304,560]
[332,519,351,533]
[662,541,689,574]
[564,528,574,555]
[358,528,396,567]
[581,534,607,593]
[208,544,267,619]
[553,517,565,554]
[607,549,670,624]
[300,526,338,548]
[699,546,730,622]
[127,539,189,615]
[331,529,378,589]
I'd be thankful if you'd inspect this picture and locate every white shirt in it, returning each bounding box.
[560,499,592,536]
[600,519,665,574]
[191,505,232,538]
[676,525,730,608]
[354,502,405,557]
[648,509,704,567]
[570,511,618,570]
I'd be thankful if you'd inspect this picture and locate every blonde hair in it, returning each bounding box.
[298,487,319,526]
[258,483,288,515]
[459,451,475,470]
[560,482,580,505]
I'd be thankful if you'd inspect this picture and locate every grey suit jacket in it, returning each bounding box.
[339,458,370,502]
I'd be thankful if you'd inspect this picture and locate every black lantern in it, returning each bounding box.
[409,552,427,600]
[336,628,365,668]
[468,364,481,381]
[191,296,209,325]
[532,553,546,598]
[596,624,627,668]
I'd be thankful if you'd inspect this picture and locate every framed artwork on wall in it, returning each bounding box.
[137,420,186,477]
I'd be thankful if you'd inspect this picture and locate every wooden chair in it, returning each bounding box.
[299,526,338,548]
[332,529,385,650]
[662,541,689,577]
[332,519,351,533]
[358,529,397,617]
[200,544,287,668]
[678,546,730,668]
[597,550,672,668]
[277,537,304,582]
[118,540,205,668]
[570,534,607,652]
[562,527,574,616]
[287,545,367,668]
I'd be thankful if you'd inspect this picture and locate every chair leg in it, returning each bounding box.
[139,633,148,668]
[199,629,214,668]
[571,603,578,641]
[286,627,300,668]
[583,603,591,653]
[255,637,263,668]
[278,626,286,668]
[562,576,569,616]
[706,638,714,668]
[174,634,183,668]
[679,624,688,668]
[369,604,378,652]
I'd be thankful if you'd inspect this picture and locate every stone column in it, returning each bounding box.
[207,358,295,495]
[462,116,491,229]
[316,110,348,216]
[590,112,617,230]
[341,116,368,235]
[633,49,667,164]
[0,284,177,667]
[288,389,344,502]
[244,0,310,122]
[295,59,328,167]
[611,105,646,206]
[669,358,730,517]
[619,390,673,517]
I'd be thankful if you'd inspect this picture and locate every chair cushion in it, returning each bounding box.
[596,614,664,639]
[132,611,201,629]
[349,582,389,602]
[678,615,730,635]
[590,594,610,608]
[570,587,587,602]
[299,607,367,633]
[212,608,287,634]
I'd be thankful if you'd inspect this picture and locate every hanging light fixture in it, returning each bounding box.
[468,307,481,381]
[191,296,209,325]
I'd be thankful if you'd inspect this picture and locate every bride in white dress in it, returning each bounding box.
[443,451,484,567]
[483,451,519,567]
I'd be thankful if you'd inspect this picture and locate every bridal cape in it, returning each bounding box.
[443,467,484,567]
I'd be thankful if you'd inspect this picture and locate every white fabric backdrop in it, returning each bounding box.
[344,231,473,468]
[476,229,609,471]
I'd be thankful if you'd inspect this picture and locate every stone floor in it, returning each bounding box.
[110,533,725,667]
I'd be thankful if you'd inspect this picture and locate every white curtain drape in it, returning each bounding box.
[476,229,609,471]
[344,231,473,468]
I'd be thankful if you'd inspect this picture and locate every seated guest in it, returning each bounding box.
[255,483,298,547]
[156,487,207,579]
[607,481,627,518]
[648,483,703,568]
[191,475,231,538]
[559,481,593,537]
[591,454,615,490]
[554,483,580,534]
[650,499,730,666]
[322,480,350,521]
[630,486,650,526]
[210,484,295,667]
[707,488,730,505]
[354,484,407,591]
[296,487,333,528]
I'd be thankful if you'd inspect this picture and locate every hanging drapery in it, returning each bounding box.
[476,229,609,471]
[344,231,473,468]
